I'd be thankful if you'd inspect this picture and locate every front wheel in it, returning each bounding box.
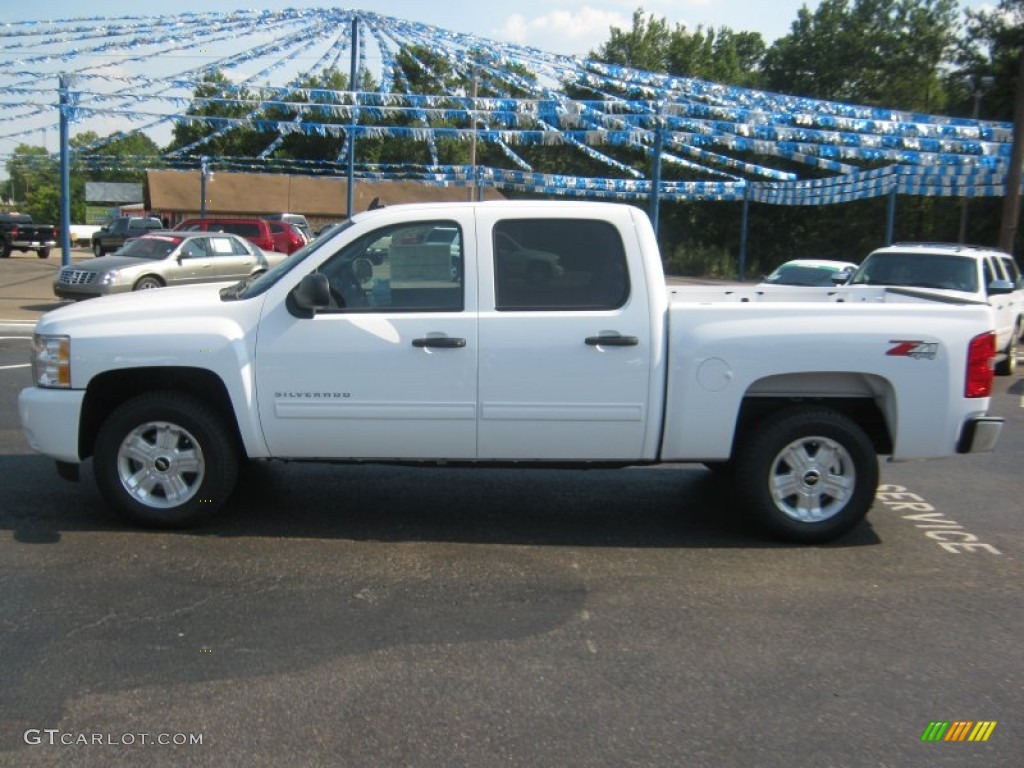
[93,391,239,528]
[92,241,104,257]
[735,407,878,543]
[995,324,1019,376]
[133,275,163,291]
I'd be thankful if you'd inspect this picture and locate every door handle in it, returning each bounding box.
[412,337,467,349]
[585,334,638,347]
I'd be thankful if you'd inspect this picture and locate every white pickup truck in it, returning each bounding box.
[19,202,1004,542]
[840,243,1024,376]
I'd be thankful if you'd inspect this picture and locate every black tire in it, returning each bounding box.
[133,275,164,291]
[93,241,104,257]
[702,460,735,475]
[37,247,50,259]
[735,407,878,543]
[0,241,10,258]
[93,391,239,528]
[995,324,1018,376]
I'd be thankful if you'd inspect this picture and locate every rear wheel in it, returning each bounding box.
[93,391,239,528]
[735,407,878,543]
[37,247,50,259]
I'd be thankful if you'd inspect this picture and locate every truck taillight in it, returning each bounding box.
[965,331,996,398]
[10,225,18,238]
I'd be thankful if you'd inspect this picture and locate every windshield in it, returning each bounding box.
[118,235,181,260]
[765,265,849,286]
[849,252,978,292]
[222,220,353,301]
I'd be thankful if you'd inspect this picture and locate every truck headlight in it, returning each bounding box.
[32,334,71,388]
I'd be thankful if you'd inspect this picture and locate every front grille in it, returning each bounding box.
[58,269,98,285]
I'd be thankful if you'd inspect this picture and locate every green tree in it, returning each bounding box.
[667,27,766,87]
[74,130,161,182]
[762,0,959,112]
[591,9,765,87]
[957,0,1023,121]
[5,145,54,206]
[592,9,671,73]
[165,70,267,159]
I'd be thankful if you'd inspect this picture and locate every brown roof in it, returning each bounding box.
[146,170,503,216]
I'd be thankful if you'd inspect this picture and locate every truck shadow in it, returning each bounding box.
[0,454,880,550]
[0,453,879,740]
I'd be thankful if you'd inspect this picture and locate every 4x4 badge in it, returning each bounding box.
[887,340,939,360]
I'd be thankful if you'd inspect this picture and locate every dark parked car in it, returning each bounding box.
[1,212,57,259]
[92,216,165,257]
[55,231,287,300]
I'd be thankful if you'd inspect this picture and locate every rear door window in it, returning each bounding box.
[492,219,629,311]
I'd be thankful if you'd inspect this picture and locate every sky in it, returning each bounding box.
[0,1,1003,181]
[0,1,1000,57]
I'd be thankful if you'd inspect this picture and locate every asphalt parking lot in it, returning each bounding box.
[0,251,1021,767]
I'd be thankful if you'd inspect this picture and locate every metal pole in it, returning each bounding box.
[958,78,993,243]
[199,156,208,219]
[886,184,897,245]
[999,50,1024,255]
[346,16,359,219]
[648,106,663,239]
[739,185,750,281]
[58,74,73,268]
[468,69,478,202]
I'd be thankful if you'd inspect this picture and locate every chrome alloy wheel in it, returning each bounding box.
[116,420,206,509]
[768,436,855,523]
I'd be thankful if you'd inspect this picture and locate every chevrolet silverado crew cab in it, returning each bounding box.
[19,202,1004,542]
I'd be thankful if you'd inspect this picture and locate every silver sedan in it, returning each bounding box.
[54,231,288,300]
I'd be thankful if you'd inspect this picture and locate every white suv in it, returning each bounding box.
[845,243,1023,375]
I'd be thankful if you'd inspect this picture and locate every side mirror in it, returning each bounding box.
[987,279,1015,296]
[831,272,852,285]
[288,272,330,318]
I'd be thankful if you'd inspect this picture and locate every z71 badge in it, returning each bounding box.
[886,340,939,360]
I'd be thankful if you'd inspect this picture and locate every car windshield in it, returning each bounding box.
[849,252,978,292]
[765,265,847,286]
[221,220,353,301]
[118,235,181,260]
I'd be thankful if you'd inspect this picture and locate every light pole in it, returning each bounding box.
[958,75,995,244]
[199,156,212,219]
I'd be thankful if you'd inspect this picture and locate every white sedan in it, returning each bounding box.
[760,259,858,287]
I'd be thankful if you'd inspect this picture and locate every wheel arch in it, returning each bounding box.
[79,367,243,460]
[734,372,896,458]
[133,273,165,289]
